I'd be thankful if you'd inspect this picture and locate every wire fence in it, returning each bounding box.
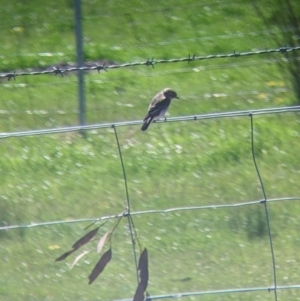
[1,51,300,299]
[1,2,300,299]
[1,44,299,135]
[1,45,300,81]
[1,106,300,301]
[1,105,299,138]
[1,195,300,230]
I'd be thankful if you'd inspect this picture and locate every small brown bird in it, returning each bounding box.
[141,88,179,131]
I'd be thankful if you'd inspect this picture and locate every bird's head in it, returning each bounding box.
[163,88,179,100]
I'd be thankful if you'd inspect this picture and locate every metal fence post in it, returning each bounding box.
[73,0,85,126]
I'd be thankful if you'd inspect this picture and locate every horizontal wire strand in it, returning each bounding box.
[1,46,299,80]
[114,284,300,301]
[1,196,299,231]
[1,105,299,139]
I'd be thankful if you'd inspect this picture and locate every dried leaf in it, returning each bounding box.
[97,232,110,254]
[70,250,90,270]
[72,227,100,250]
[88,248,112,285]
[133,282,145,301]
[55,249,75,262]
[132,248,149,300]
[138,248,148,270]
[138,248,149,291]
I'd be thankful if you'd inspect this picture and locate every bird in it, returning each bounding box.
[141,88,179,131]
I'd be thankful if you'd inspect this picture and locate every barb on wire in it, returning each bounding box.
[249,113,277,301]
[7,71,16,81]
[279,45,288,53]
[95,63,108,73]
[0,105,299,139]
[233,50,240,57]
[53,67,64,77]
[1,196,299,231]
[1,45,300,80]
[145,57,155,68]
[187,53,196,63]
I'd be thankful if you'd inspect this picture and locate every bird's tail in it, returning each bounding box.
[141,117,153,131]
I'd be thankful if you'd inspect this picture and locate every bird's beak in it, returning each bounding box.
[175,96,179,99]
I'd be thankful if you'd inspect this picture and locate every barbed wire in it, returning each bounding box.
[1,57,297,91]
[1,46,299,81]
[1,105,299,139]
[1,56,299,88]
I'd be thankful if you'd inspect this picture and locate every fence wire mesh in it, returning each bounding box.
[1,106,300,301]
[1,2,300,299]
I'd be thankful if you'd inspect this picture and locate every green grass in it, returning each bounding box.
[1,0,300,300]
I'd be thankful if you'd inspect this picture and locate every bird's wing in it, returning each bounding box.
[147,91,164,109]
[147,97,171,117]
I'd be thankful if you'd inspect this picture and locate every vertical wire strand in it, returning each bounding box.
[113,125,139,284]
[249,113,277,301]
[129,213,142,251]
